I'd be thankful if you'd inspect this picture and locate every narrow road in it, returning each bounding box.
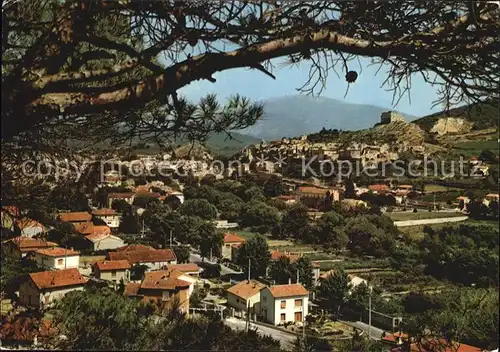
[224,318,296,349]
[189,252,240,276]
[341,320,384,340]
[393,216,468,227]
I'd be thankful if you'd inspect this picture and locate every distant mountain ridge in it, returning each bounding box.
[238,95,418,140]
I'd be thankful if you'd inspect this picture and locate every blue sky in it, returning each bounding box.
[179,57,444,117]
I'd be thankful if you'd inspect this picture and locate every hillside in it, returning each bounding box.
[412,101,498,133]
[238,95,417,140]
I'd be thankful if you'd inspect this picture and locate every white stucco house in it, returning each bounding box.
[85,233,125,252]
[19,268,87,309]
[91,208,121,229]
[226,279,266,315]
[15,218,47,238]
[33,247,80,270]
[260,284,309,325]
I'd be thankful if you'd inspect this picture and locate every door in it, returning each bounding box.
[294,312,302,322]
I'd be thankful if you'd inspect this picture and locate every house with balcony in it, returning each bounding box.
[33,247,80,270]
[260,284,309,326]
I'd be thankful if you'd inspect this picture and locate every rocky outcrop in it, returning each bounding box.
[429,118,474,135]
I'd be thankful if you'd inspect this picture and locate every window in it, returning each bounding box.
[294,299,302,308]
[280,300,286,309]
[111,270,117,277]
[262,296,267,302]
[294,312,303,322]
[57,258,63,265]
[280,313,286,322]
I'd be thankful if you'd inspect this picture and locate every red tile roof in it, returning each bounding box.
[124,282,141,297]
[74,222,111,236]
[57,212,91,223]
[94,260,131,271]
[109,247,176,265]
[267,284,309,298]
[224,233,246,243]
[227,280,266,300]
[270,250,301,262]
[35,247,80,257]
[91,208,118,216]
[277,195,296,201]
[115,244,153,252]
[5,237,57,252]
[2,205,20,217]
[297,186,331,195]
[85,233,122,243]
[389,337,482,352]
[166,263,200,273]
[29,268,87,290]
[15,218,45,230]
[368,184,390,192]
[108,193,135,199]
[140,270,191,290]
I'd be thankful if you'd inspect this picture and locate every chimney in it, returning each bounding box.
[288,278,291,285]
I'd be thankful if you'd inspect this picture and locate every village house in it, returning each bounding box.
[3,237,57,257]
[85,233,126,252]
[57,211,92,224]
[14,218,46,238]
[123,269,191,314]
[166,263,201,278]
[296,186,341,209]
[260,284,309,326]
[319,270,367,290]
[19,268,87,310]
[108,244,177,270]
[275,195,297,205]
[226,280,266,316]
[368,184,391,194]
[73,222,112,237]
[222,233,246,262]
[107,192,135,208]
[92,260,131,285]
[33,247,80,270]
[91,208,121,229]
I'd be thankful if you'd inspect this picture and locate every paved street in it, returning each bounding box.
[341,320,385,340]
[393,216,468,227]
[189,251,240,276]
[224,318,296,349]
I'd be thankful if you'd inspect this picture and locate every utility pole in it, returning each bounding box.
[210,248,213,262]
[368,285,373,341]
[248,259,251,281]
[141,219,145,238]
[433,193,436,211]
[296,269,300,284]
[169,229,172,248]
